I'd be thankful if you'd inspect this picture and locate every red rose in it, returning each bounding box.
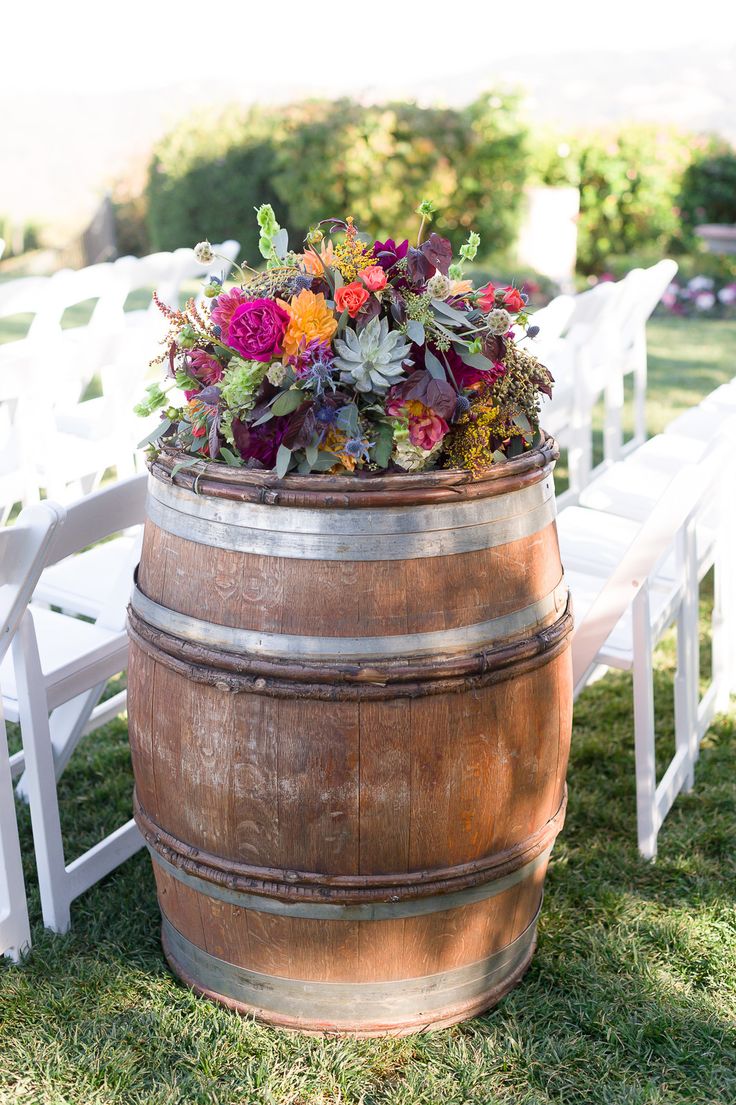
[477,282,496,311]
[335,281,370,318]
[501,286,524,312]
[227,298,290,362]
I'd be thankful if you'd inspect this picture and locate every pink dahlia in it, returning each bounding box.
[408,409,449,451]
[188,349,224,386]
[210,288,248,341]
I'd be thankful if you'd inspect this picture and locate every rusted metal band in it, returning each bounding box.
[134,787,566,903]
[161,903,541,1023]
[148,842,551,920]
[127,597,574,696]
[146,473,556,561]
[131,578,568,661]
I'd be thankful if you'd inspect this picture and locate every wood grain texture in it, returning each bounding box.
[138,521,563,638]
[128,446,573,1033]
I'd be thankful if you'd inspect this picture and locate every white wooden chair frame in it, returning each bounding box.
[1,501,64,960]
[571,437,731,858]
[5,477,146,932]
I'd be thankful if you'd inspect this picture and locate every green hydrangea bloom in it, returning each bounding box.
[220,357,268,414]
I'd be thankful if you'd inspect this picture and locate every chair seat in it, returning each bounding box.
[566,566,681,671]
[665,406,730,443]
[34,531,141,620]
[578,434,708,521]
[703,381,736,411]
[1,607,127,720]
[557,505,715,587]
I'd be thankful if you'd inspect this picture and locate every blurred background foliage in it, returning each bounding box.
[75,88,736,280]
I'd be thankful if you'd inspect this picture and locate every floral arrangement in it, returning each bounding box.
[136,203,553,477]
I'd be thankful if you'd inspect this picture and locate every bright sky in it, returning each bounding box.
[5,0,736,95]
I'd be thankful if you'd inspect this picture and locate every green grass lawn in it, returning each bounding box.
[1,317,735,1104]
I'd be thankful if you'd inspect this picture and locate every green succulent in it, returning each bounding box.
[333,317,412,395]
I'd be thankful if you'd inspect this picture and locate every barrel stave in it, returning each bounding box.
[128,441,572,1033]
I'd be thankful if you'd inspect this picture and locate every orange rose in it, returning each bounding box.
[335,281,370,318]
[358,266,387,291]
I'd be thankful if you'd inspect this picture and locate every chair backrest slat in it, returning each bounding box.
[1,502,65,663]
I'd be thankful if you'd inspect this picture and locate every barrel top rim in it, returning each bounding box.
[149,433,558,507]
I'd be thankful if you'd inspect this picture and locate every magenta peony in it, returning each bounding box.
[227,298,290,362]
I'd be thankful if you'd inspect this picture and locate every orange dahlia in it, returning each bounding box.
[282,289,337,359]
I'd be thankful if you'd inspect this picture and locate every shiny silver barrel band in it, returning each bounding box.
[148,844,552,920]
[130,578,567,661]
[146,474,556,561]
[161,905,540,1021]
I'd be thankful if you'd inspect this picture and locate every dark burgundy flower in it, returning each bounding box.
[372,238,409,271]
[231,416,288,468]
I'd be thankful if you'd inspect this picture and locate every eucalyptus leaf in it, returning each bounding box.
[220,446,244,467]
[337,307,350,335]
[137,419,172,449]
[332,268,344,291]
[275,444,292,478]
[271,389,306,417]
[513,412,533,435]
[431,299,468,325]
[310,451,340,471]
[305,441,319,467]
[371,422,394,468]
[492,449,508,464]
[336,403,360,437]
[406,319,425,346]
[508,436,526,458]
[170,456,203,478]
[459,350,494,371]
[424,349,446,381]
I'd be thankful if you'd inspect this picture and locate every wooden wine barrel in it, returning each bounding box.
[127,437,573,1035]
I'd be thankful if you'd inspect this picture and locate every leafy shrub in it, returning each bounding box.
[531,126,694,274]
[677,143,736,240]
[144,92,529,259]
[146,106,282,263]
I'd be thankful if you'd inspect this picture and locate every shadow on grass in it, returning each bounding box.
[1,662,735,1104]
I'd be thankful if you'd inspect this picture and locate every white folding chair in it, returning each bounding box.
[0,501,64,959]
[540,280,620,500]
[568,434,731,858]
[2,477,146,932]
[615,260,678,459]
[0,277,53,520]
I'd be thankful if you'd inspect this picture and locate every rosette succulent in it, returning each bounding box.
[333,317,411,395]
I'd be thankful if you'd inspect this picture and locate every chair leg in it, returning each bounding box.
[632,588,658,860]
[675,522,698,784]
[632,331,647,446]
[14,682,107,802]
[0,711,31,961]
[12,614,72,933]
